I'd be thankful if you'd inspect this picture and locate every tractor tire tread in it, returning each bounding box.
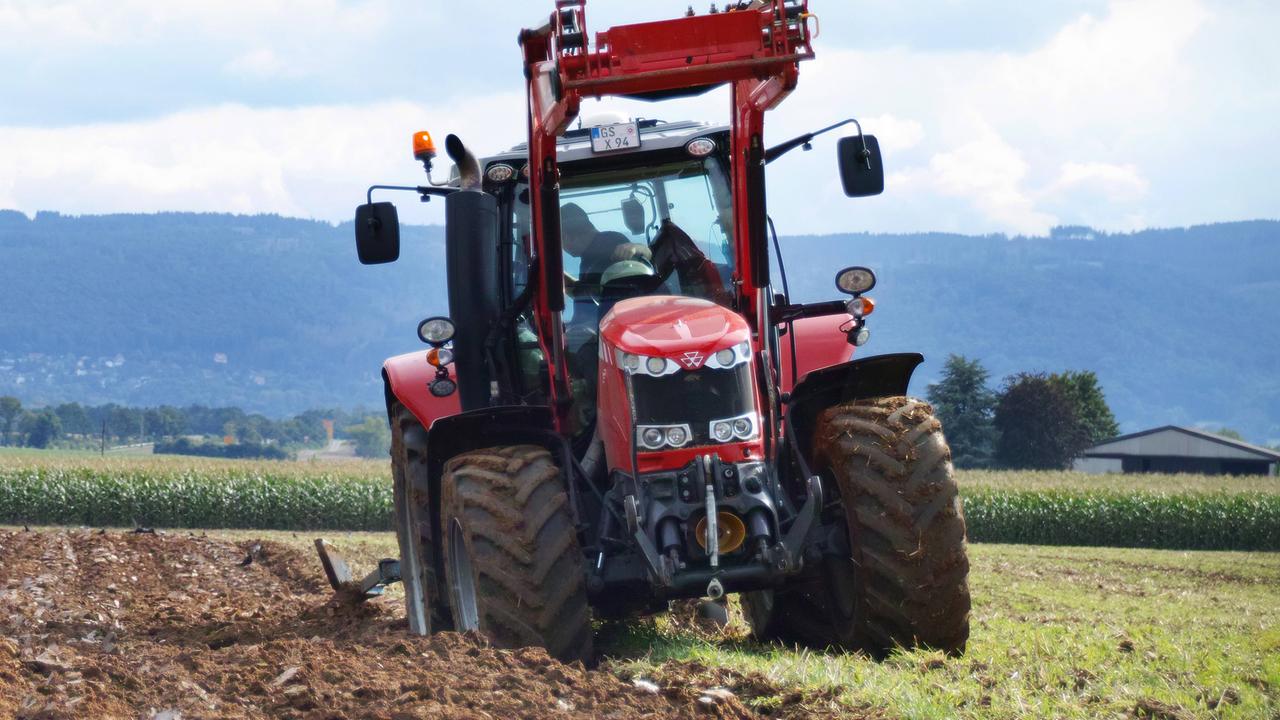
[745,396,970,657]
[442,445,593,663]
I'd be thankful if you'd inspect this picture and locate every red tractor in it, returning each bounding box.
[350,0,969,661]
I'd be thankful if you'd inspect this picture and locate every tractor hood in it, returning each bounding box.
[599,296,750,367]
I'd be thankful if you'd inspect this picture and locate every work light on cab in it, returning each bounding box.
[417,317,455,346]
[835,265,876,295]
[486,163,516,183]
[686,137,717,157]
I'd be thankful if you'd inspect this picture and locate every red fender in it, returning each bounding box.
[383,351,462,429]
[778,314,855,394]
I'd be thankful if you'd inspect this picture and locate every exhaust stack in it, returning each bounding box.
[445,134,483,190]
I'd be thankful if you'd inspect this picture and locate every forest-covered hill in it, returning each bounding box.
[1,210,1276,443]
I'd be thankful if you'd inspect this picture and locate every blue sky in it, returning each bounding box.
[1,0,1276,235]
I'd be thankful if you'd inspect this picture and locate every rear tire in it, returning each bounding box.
[391,403,451,634]
[440,445,593,663]
[745,396,970,656]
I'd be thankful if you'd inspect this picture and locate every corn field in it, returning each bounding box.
[962,489,1280,550]
[0,459,390,531]
[0,455,1277,548]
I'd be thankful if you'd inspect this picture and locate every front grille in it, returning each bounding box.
[631,364,753,444]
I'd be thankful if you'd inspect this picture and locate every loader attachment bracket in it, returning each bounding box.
[315,539,403,601]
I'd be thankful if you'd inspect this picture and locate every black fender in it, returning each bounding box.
[424,405,559,481]
[786,352,924,452]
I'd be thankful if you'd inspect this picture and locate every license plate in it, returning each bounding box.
[590,122,641,153]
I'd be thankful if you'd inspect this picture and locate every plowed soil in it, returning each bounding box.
[0,529,790,719]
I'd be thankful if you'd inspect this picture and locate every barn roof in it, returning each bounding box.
[1082,426,1280,462]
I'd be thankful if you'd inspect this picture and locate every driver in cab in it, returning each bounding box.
[560,202,652,292]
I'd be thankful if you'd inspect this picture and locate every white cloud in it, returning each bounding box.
[0,95,524,223]
[224,49,302,80]
[1051,162,1148,199]
[0,0,390,47]
[2,0,1277,237]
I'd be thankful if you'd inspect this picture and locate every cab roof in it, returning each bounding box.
[484,119,729,168]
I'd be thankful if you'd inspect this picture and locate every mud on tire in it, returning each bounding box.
[744,396,970,656]
[391,402,451,635]
[440,445,593,663]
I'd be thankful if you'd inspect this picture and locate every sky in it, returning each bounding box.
[1,0,1277,236]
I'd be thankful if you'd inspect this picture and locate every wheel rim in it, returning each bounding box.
[448,518,480,632]
[399,483,429,634]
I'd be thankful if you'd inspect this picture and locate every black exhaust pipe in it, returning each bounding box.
[445,134,482,190]
[443,134,499,411]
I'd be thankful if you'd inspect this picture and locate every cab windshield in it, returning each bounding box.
[557,154,735,307]
[502,148,737,420]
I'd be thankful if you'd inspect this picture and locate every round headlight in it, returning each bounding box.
[641,428,664,449]
[429,377,457,397]
[835,266,877,295]
[715,348,735,366]
[666,427,688,446]
[686,137,717,157]
[622,353,640,371]
[853,326,871,347]
[645,356,667,375]
[418,317,455,346]
[712,422,733,442]
[486,163,515,183]
[732,417,753,438]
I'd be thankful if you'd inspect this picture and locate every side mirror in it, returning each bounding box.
[837,135,884,198]
[354,202,401,265]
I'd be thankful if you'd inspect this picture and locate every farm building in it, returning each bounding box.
[1073,426,1280,476]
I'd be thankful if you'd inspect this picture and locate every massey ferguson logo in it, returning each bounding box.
[681,351,705,369]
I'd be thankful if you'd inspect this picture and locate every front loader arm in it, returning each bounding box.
[518,0,815,430]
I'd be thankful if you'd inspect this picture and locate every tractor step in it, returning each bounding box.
[314,538,401,600]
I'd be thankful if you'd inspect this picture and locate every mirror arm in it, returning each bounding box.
[365,184,460,205]
[772,300,847,324]
[765,118,863,165]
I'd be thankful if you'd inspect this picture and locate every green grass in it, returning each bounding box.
[605,544,1280,719]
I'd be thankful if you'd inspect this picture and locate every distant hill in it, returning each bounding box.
[1,210,1277,444]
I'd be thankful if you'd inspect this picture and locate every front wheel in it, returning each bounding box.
[440,445,593,663]
[745,396,970,656]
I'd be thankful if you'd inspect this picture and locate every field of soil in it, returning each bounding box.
[0,529,836,719]
[3,522,1278,719]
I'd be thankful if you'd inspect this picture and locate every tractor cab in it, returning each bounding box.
[478,120,741,431]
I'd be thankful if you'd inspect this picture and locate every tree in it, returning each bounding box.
[1050,370,1119,444]
[994,373,1091,470]
[1212,427,1246,442]
[54,402,91,436]
[21,409,62,449]
[927,355,998,468]
[151,406,187,440]
[345,416,391,459]
[0,396,21,446]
